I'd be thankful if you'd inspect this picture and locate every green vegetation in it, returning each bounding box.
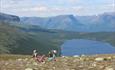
[0,22,60,55]
[0,22,115,56]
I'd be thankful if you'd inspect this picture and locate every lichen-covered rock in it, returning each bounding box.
[73,55,79,57]
[25,68,33,70]
[33,62,38,66]
[91,62,97,67]
[0,54,115,70]
[95,57,104,61]
[105,67,114,70]
[17,58,23,61]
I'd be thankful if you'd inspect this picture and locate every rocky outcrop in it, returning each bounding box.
[0,54,115,70]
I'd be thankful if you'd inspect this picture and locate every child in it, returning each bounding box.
[33,49,37,58]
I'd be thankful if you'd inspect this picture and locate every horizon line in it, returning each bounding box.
[0,11,115,18]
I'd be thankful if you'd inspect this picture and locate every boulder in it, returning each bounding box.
[73,55,79,57]
[95,57,104,61]
[33,62,38,65]
[105,67,114,70]
[25,68,33,70]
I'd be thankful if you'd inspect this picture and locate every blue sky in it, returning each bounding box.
[0,0,115,17]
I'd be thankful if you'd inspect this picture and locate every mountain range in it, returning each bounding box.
[20,12,115,32]
[0,12,115,55]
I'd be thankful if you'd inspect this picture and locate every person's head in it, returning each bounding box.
[52,50,57,54]
[33,49,36,53]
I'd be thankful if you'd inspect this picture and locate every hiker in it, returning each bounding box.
[48,50,57,61]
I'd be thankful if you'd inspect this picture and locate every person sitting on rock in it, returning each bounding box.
[32,50,46,63]
[48,50,57,61]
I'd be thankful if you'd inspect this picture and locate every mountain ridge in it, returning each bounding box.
[0,12,20,23]
[20,12,115,32]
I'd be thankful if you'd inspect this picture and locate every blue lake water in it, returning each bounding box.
[61,39,115,56]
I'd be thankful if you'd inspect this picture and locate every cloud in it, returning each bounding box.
[18,6,83,13]
[1,0,25,5]
[69,0,79,3]
[3,2,82,13]
[1,0,114,16]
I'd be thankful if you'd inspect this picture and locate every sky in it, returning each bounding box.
[0,0,115,17]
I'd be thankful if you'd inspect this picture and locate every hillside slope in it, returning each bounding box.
[0,21,115,55]
[0,22,60,55]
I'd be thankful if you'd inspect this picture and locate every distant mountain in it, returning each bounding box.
[96,12,115,25]
[21,15,84,31]
[21,12,115,32]
[77,12,115,32]
[20,17,47,25]
[0,12,20,23]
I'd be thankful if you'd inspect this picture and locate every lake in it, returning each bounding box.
[61,39,115,56]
